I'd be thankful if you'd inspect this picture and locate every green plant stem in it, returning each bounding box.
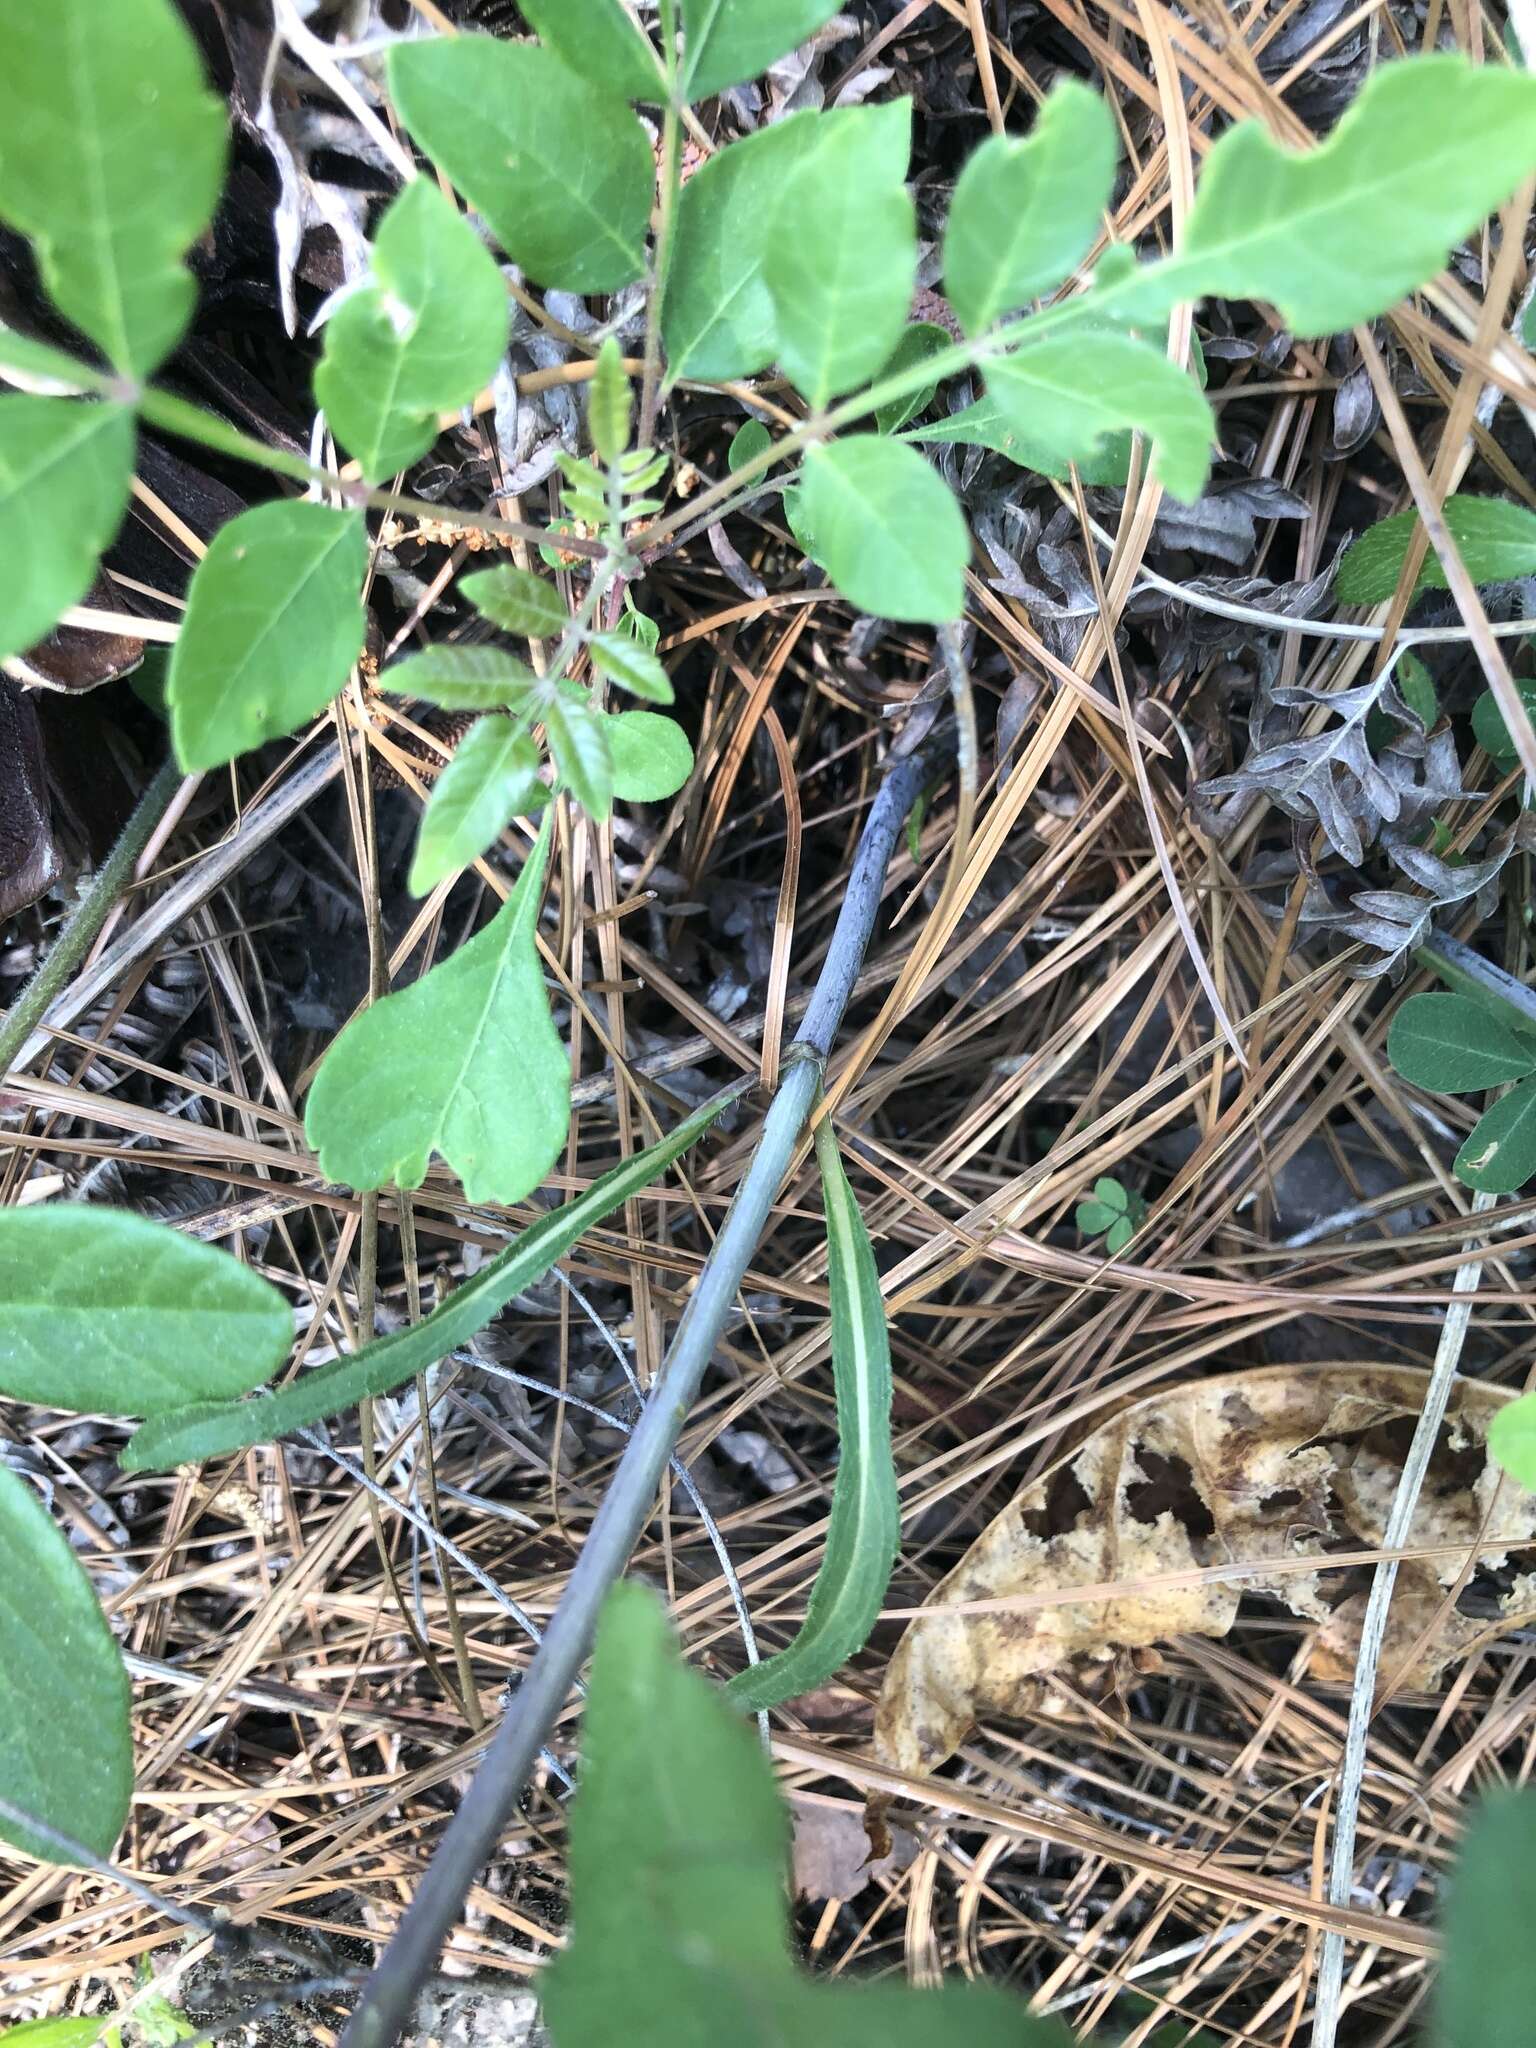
[0,756,182,1079]
[336,748,927,2048]
[638,90,683,446]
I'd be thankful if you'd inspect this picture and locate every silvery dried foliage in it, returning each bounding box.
[975,502,1101,661]
[1144,478,1312,566]
[1136,552,1342,688]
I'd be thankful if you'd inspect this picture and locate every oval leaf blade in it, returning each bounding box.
[167,501,367,772]
[587,632,674,704]
[388,38,652,292]
[681,0,842,100]
[520,0,666,100]
[1456,1079,1536,1194]
[315,178,509,483]
[797,436,969,625]
[382,645,539,711]
[600,711,694,802]
[1337,495,1536,607]
[726,1118,898,1710]
[0,399,135,661]
[1387,993,1536,1094]
[408,719,546,894]
[461,565,569,638]
[0,1206,292,1415]
[0,1463,132,1862]
[305,818,568,1204]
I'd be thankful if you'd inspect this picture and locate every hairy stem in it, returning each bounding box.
[337,749,927,2048]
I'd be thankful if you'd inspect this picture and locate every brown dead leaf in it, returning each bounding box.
[790,1793,918,1900]
[875,1364,1536,1781]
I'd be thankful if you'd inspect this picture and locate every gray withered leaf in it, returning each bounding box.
[1299,884,1433,981]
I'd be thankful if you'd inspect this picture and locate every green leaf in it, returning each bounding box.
[1336,495,1536,607]
[726,1120,898,1709]
[541,1581,1069,2048]
[382,645,540,711]
[943,80,1116,335]
[1075,1200,1118,1234]
[588,631,674,704]
[1437,1788,1536,2048]
[913,392,1131,484]
[1105,1216,1134,1255]
[600,711,694,802]
[389,38,652,293]
[122,1095,730,1470]
[520,0,666,100]
[409,720,545,894]
[546,691,615,819]
[1112,55,1536,336]
[765,101,916,409]
[873,323,950,434]
[1457,1077,1536,1191]
[0,327,110,392]
[664,113,832,383]
[1388,993,1536,1093]
[1488,1392,1536,1493]
[1473,679,1536,767]
[0,0,226,377]
[314,178,508,484]
[986,331,1214,502]
[681,0,843,101]
[0,2021,117,2048]
[167,501,367,772]
[797,437,969,624]
[0,399,134,660]
[728,420,772,471]
[588,336,631,465]
[0,1206,291,1415]
[460,565,568,638]
[305,818,567,1204]
[0,1463,132,1862]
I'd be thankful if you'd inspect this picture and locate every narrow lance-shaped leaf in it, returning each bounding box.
[305,814,568,1204]
[122,1093,734,1470]
[797,436,970,625]
[0,1464,132,1862]
[388,38,652,293]
[680,0,843,100]
[0,1206,292,1415]
[546,690,615,820]
[943,80,1117,334]
[1456,1078,1536,1194]
[765,100,916,409]
[167,501,367,772]
[588,336,631,465]
[599,711,695,802]
[986,330,1214,502]
[1337,495,1536,606]
[519,0,667,101]
[1387,993,1536,1094]
[0,399,135,660]
[314,177,509,483]
[726,1117,898,1710]
[1108,55,1536,335]
[408,718,547,895]
[0,0,227,376]
[462,564,569,638]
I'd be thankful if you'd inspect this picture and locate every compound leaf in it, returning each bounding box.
[797,436,969,624]
[1456,1079,1536,1194]
[0,398,134,660]
[0,1463,132,1863]
[726,1119,897,1710]
[765,101,916,409]
[1337,495,1536,606]
[389,38,651,292]
[600,711,694,802]
[986,331,1213,502]
[167,501,367,772]
[520,0,666,101]
[409,719,545,894]
[305,818,568,1205]
[0,0,227,376]
[944,80,1116,334]
[122,1095,730,1470]
[681,0,842,101]
[1388,993,1536,1094]
[315,177,508,483]
[0,1205,291,1415]
[382,645,540,711]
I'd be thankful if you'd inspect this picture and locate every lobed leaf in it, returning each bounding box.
[389,38,652,294]
[0,0,226,377]
[1388,993,1536,1094]
[765,101,916,409]
[1456,1079,1536,1194]
[588,631,674,703]
[121,1095,732,1470]
[986,330,1214,502]
[314,177,509,483]
[167,501,367,772]
[1337,495,1536,606]
[519,0,666,101]
[382,645,540,711]
[409,719,546,894]
[680,0,843,101]
[797,436,970,625]
[0,1464,132,1862]
[0,399,135,660]
[943,80,1117,335]
[305,818,568,1204]
[600,711,695,802]
[0,1206,292,1415]
[726,1119,898,1709]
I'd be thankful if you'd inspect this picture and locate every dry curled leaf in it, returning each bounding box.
[875,1364,1536,1782]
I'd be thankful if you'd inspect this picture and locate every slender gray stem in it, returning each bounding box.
[0,755,181,1078]
[338,749,926,2048]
